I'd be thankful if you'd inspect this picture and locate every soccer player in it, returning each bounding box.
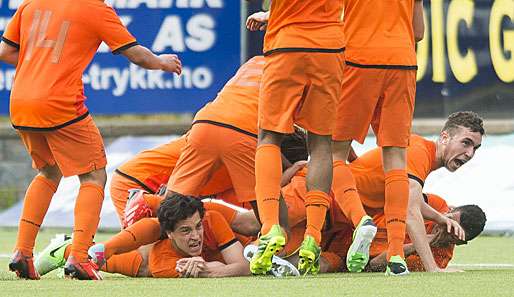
[36,195,250,278]
[350,111,484,274]
[0,0,181,280]
[249,0,346,276]
[367,194,486,272]
[330,0,427,275]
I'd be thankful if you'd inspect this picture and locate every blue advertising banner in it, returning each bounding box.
[0,0,241,115]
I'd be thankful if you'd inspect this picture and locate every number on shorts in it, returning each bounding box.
[25,9,70,64]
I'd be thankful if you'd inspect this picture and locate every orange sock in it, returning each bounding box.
[144,194,164,214]
[384,169,409,259]
[70,182,104,262]
[101,250,143,277]
[15,175,58,256]
[320,251,343,272]
[255,144,282,234]
[104,218,161,259]
[332,161,367,227]
[304,190,330,244]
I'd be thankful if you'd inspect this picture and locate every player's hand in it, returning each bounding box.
[246,11,269,31]
[280,160,308,187]
[440,217,466,241]
[159,54,182,75]
[177,257,206,278]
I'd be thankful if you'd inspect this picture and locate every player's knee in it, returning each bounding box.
[382,146,406,171]
[307,132,332,155]
[39,165,63,184]
[79,167,107,187]
[332,140,352,161]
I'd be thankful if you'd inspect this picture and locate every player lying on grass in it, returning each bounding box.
[367,193,486,272]
[35,195,251,278]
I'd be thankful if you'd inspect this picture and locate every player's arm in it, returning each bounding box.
[177,242,250,278]
[406,179,441,272]
[368,243,417,272]
[413,0,425,42]
[0,41,19,66]
[204,241,250,277]
[420,202,465,242]
[246,11,270,31]
[121,45,182,74]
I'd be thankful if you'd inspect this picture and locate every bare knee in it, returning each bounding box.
[382,146,406,171]
[79,167,107,187]
[39,165,62,184]
[332,140,352,161]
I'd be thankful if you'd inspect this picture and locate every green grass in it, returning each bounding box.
[0,229,513,297]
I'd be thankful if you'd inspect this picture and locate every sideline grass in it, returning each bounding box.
[0,229,513,297]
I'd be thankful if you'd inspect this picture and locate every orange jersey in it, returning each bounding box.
[193,56,264,136]
[263,0,345,54]
[343,0,417,67]
[370,193,454,270]
[350,134,438,208]
[116,136,186,193]
[4,0,136,129]
[148,210,238,278]
[116,135,233,195]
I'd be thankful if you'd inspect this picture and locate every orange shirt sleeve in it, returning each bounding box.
[90,4,137,54]
[208,211,238,250]
[406,142,432,186]
[2,2,27,47]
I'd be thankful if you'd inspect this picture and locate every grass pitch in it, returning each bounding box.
[0,228,513,297]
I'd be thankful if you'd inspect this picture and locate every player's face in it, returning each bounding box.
[167,211,204,257]
[432,211,465,246]
[440,126,482,172]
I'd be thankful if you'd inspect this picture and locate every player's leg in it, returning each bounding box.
[166,123,223,197]
[9,132,62,280]
[375,69,416,275]
[110,172,143,226]
[298,132,332,274]
[44,115,107,279]
[332,66,386,272]
[251,129,286,274]
[293,52,344,274]
[88,218,161,269]
[251,51,306,274]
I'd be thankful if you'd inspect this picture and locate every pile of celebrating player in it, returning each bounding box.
[0,0,487,280]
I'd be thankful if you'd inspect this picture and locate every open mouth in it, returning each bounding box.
[454,158,466,168]
[189,241,201,250]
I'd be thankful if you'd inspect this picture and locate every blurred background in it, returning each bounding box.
[0,0,512,233]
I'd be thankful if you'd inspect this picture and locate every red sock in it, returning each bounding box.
[15,175,58,256]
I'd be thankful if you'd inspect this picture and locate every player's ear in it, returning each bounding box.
[440,130,450,145]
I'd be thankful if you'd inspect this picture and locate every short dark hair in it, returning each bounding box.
[453,204,486,242]
[281,126,308,164]
[158,193,205,233]
[442,111,485,136]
